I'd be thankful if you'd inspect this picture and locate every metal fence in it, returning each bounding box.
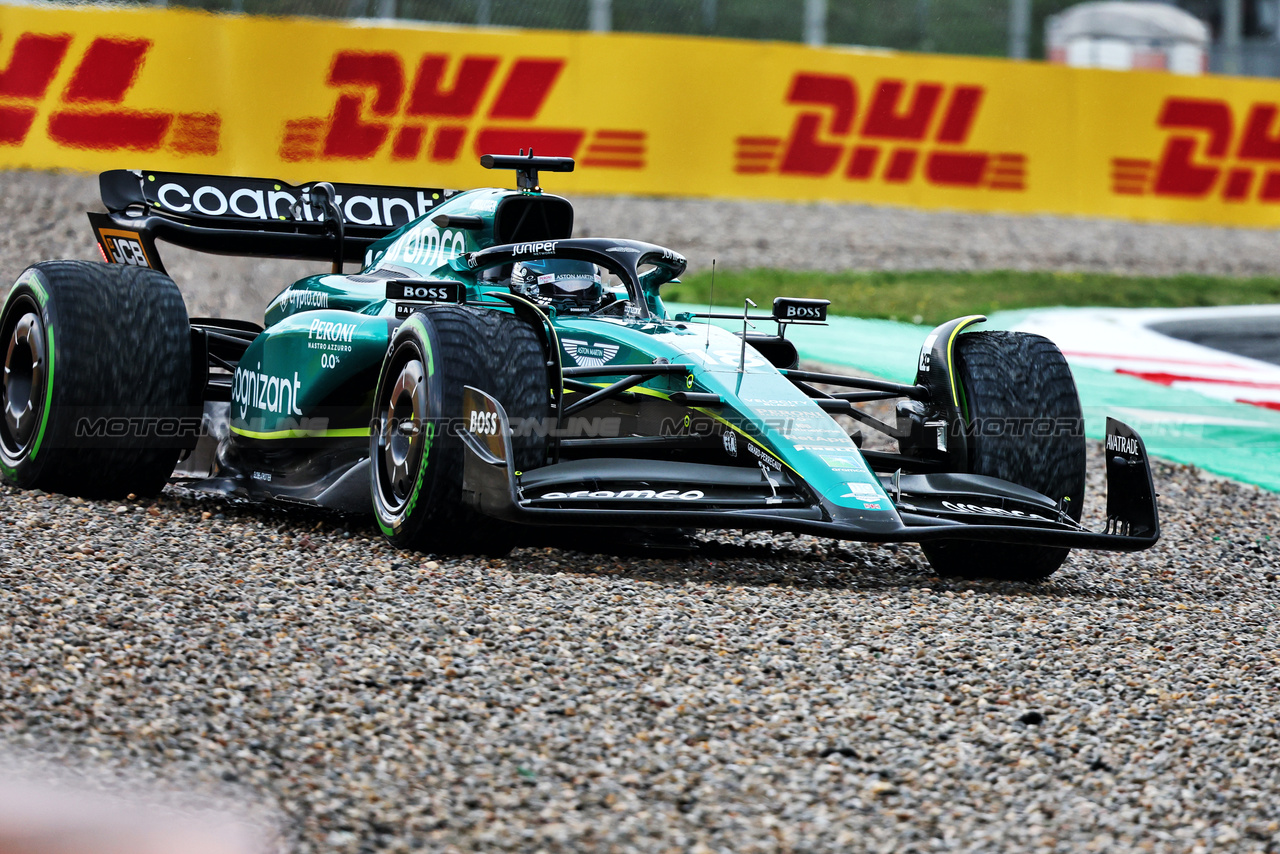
[137,0,1057,57]
[73,0,1276,68]
[1209,37,1280,76]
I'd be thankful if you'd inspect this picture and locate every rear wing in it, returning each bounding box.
[89,170,458,274]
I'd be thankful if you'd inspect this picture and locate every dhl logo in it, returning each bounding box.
[1113,97,1280,203]
[0,31,219,154]
[736,73,1026,191]
[279,51,645,169]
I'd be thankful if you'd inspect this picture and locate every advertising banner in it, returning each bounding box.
[4,3,1280,227]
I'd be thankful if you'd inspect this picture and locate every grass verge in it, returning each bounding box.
[661,269,1280,326]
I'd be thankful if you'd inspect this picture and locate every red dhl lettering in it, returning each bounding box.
[0,32,69,145]
[1113,96,1280,203]
[0,31,220,154]
[279,51,646,170]
[734,72,1025,192]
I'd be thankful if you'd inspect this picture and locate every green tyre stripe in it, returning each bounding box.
[403,316,434,377]
[376,319,435,537]
[945,315,985,410]
[7,274,54,462]
[28,324,53,461]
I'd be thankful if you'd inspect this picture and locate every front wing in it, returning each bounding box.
[459,387,1160,551]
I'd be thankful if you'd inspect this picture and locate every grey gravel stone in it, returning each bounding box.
[2,169,1279,853]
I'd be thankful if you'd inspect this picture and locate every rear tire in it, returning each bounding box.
[921,331,1085,582]
[0,261,190,498]
[370,306,548,557]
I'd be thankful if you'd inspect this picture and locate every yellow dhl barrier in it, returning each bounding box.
[4,3,1280,228]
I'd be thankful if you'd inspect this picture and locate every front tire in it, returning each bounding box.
[921,331,1086,582]
[0,261,190,498]
[370,306,548,556]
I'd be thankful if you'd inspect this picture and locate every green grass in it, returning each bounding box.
[661,269,1280,327]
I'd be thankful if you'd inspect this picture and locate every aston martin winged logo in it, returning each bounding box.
[562,338,620,368]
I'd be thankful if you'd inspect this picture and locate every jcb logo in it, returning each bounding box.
[104,235,148,267]
[0,31,219,154]
[735,73,1026,191]
[96,228,154,269]
[280,51,646,169]
[1113,97,1280,202]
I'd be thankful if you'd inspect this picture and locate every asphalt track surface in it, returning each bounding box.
[2,169,1280,853]
[1151,316,1280,367]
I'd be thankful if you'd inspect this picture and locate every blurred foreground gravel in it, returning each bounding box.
[3,452,1279,853]
[2,169,1280,852]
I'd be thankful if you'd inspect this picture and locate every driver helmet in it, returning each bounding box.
[510,259,603,312]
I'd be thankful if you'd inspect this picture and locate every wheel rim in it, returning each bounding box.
[376,356,428,511]
[1,306,46,458]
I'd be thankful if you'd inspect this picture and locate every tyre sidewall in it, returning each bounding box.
[368,306,549,556]
[370,314,446,544]
[0,270,58,487]
[2,261,191,497]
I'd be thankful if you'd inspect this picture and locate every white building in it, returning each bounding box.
[1046,1,1211,74]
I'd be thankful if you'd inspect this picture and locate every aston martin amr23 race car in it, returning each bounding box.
[0,153,1158,581]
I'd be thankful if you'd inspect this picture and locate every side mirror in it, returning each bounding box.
[772,297,829,323]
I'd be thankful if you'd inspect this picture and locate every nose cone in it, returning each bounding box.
[817,477,904,533]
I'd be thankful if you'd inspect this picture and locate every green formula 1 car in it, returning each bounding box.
[0,153,1158,581]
